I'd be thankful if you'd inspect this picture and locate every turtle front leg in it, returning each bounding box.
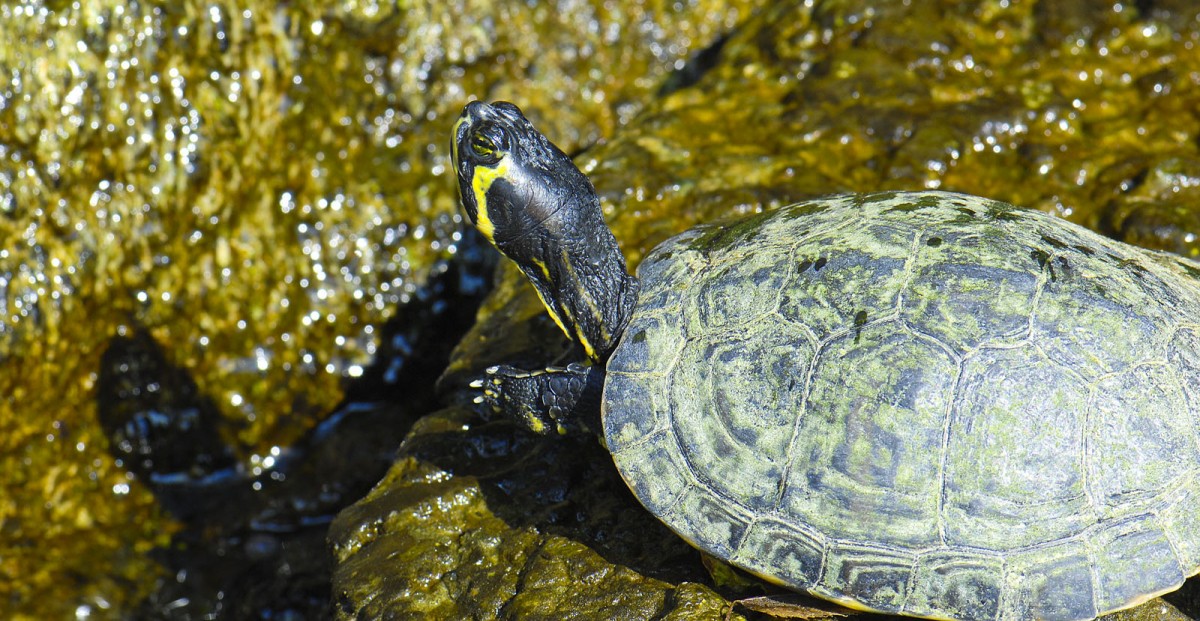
[471,362,604,435]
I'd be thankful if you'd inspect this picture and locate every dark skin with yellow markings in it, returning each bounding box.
[453,101,638,434]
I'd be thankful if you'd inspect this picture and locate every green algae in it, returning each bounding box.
[329,407,735,620]
[0,0,757,617]
[588,0,1200,263]
[1101,156,1200,258]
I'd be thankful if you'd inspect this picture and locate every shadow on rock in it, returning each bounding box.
[408,412,707,587]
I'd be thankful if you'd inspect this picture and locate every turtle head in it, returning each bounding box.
[451,101,637,361]
[452,101,596,254]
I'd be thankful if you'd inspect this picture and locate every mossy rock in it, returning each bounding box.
[329,2,1200,619]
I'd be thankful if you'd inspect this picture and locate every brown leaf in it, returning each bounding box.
[727,593,855,620]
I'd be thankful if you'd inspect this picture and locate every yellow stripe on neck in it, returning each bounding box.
[560,303,598,361]
[557,247,604,360]
[528,258,571,341]
[471,157,510,243]
[531,254,600,361]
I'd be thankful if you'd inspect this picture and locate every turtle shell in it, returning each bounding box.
[602,191,1200,621]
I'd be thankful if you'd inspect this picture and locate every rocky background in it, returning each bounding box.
[3,1,1200,619]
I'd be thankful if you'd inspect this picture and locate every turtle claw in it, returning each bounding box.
[468,365,517,416]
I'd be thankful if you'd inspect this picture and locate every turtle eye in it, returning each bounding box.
[470,131,499,162]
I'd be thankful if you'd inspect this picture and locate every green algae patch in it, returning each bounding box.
[585,0,1200,266]
[1103,599,1193,621]
[329,407,731,619]
[1100,156,1200,258]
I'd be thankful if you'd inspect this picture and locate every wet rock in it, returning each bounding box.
[332,1,1200,619]
[1097,156,1200,257]
[328,407,728,620]
[0,0,757,616]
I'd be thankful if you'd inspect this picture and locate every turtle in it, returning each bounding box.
[449,100,1200,621]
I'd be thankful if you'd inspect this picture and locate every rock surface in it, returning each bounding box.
[330,1,1200,620]
[0,0,752,617]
